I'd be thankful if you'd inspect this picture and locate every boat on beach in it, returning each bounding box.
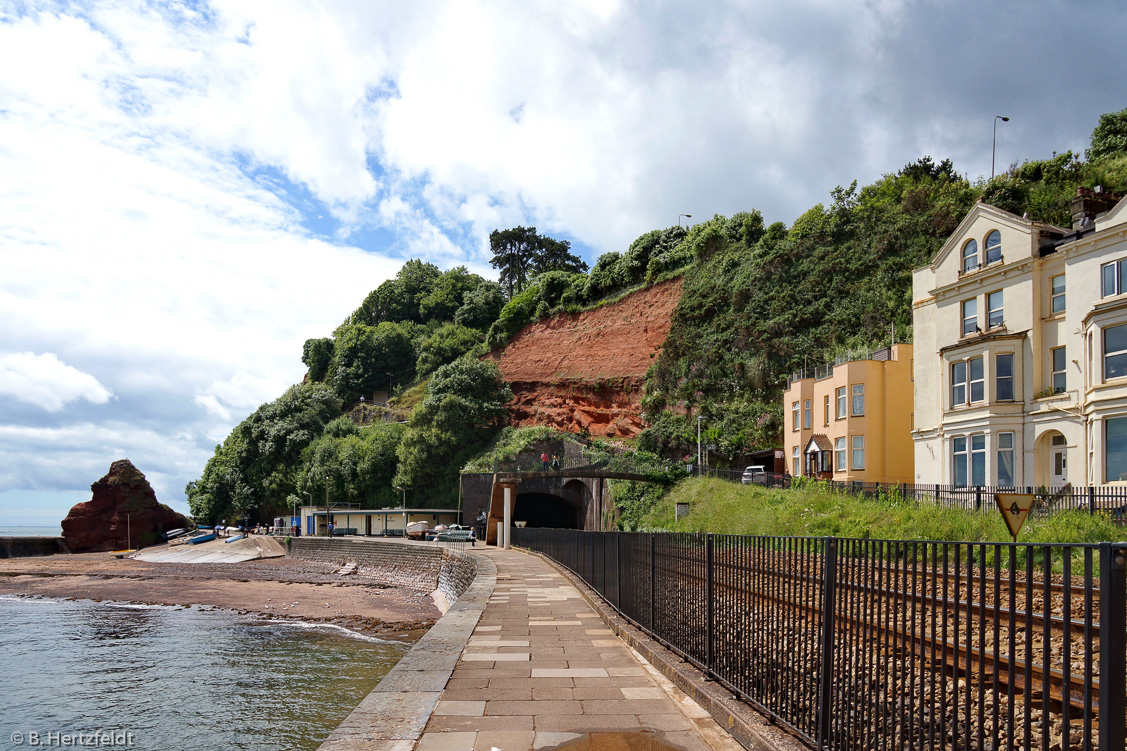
[187,532,217,545]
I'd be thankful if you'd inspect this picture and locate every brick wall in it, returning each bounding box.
[288,538,478,603]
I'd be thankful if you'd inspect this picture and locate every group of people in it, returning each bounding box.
[540,452,561,470]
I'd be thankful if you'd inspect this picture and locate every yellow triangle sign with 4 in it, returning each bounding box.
[995,493,1036,540]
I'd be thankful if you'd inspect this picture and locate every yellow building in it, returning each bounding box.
[782,343,914,483]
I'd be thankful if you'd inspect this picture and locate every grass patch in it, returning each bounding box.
[640,477,1122,545]
[387,378,428,416]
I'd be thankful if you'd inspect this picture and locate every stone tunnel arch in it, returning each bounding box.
[513,478,592,530]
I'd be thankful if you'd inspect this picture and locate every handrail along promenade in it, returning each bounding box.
[513,527,1127,751]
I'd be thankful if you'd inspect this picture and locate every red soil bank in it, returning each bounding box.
[493,277,683,438]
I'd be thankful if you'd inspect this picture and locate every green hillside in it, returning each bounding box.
[186,108,1127,525]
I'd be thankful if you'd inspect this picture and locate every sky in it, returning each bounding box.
[1,0,1125,525]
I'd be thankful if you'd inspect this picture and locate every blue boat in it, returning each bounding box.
[187,532,217,545]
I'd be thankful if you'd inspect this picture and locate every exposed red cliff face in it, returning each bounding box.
[493,277,683,438]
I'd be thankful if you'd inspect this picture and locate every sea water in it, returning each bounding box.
[0,596,408,750]
[0,525,63,537]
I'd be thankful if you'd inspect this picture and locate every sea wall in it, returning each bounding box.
[0,537,70,559]
[316,551,495,751]
[287,537,478,603]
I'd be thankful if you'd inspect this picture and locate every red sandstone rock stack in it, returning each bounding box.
[62,459,191,552]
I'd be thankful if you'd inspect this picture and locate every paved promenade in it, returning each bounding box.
[414,547,746,751]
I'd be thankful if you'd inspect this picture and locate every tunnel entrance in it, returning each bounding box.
[514,492,581,529]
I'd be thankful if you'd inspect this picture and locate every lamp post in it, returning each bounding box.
[324,478,330,537]
[395,486,406,536]
[678,213,692,228]
[300,491,310,535]
[696,415,704,475]
[991,115,1010,180]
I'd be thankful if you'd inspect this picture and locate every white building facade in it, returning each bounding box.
[912,190,1127,488]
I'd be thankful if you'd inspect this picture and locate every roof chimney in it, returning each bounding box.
[1071,185,1121,230]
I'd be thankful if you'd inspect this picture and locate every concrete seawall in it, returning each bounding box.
[0,537,70,559]
[288,537,479,607]
[292,538,494,751]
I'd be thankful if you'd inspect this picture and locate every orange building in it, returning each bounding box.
[782,343,914,483]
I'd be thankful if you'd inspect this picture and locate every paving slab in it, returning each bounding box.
[415,547,751,751]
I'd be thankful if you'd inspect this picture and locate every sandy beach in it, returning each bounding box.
[0,550,441,638]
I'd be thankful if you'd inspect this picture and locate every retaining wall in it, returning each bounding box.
[288,537,478,602]
[0,537,70,559]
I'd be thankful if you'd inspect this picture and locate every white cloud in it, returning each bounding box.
[0,353,114,412]
[1,0,1123,523]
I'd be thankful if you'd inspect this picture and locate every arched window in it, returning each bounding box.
[961,239,979,273]
[985,231,1002,264]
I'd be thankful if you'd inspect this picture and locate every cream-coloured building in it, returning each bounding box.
[783,343,914,483]
[912,189,1127,487]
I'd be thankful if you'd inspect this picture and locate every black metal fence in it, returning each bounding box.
[697,468,1127,520]
[513,528,1127,751]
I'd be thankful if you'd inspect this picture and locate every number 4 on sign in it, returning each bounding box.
[995,493,1036,542]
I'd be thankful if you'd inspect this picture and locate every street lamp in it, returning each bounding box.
[395,486,406,537]
[991,115,1010,180]
[696,415,704,474]
[678,214,692,228]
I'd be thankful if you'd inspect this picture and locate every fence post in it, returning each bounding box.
[1100,542,1127,750]
[935,484,940,502]
[1089,486,1095,515]
[706,533,714,677]
[817,537,838,750]
[615,532,622,608]
[649,533,656,634]
[975,486,982,510]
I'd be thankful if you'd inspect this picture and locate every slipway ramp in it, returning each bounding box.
[132,535,286,563]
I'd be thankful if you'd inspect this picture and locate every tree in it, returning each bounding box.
[419,267,487,322]
[302,338,334,382]
[394,358,511,504]
[454,281,505,330]
[187,382,343,524]
[531,237,588,275]
[1088,107,1127,162]
[416,323,484,376]
[329,321,415,403]
[489,226,541,299]
[349,260,442,325]
[489,227,580,298]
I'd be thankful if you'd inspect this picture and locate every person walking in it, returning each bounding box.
[541,451,549,470]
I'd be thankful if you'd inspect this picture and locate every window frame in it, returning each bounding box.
[823,395,829,426]
[1051,346,1067,394]
[970,434,986,486]
[961,239,979,273]
[850,435,865,470]
[951,360,967,407]
[969,356,985,403]
[996,353,1014,401]
[984,230,1002,264]
[834,437,846,471]
[836,387,846,419]
[792,401,799,431]
[987,290,1004,329]
[1104,324,1127,381]
[1101,259,1127,298]
[962,298,978,336]
[803,399,811,429]
[953,436,968,487]
[851,384,865,416]
[997,432,1015,487]
[1050,274,1065,315]
[1106,417,1127,482]
[792,446,800,477]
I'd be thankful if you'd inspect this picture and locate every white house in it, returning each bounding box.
[912,188,1127,487]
